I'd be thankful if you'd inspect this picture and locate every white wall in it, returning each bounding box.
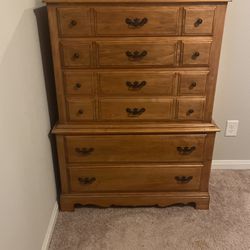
[213,0,250,160]
[0,1,56,250]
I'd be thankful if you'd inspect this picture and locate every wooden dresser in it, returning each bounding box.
[45,0,230,211]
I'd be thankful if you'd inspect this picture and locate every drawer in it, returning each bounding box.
[98,72,175,96]
[178,72,208,95]
[177,98,205,120]
[99,98,174,121]
[63,71,94,95]
[97,40,178,67]
[65,134,206,163]
[182,41,212,66]
[183,7,216,35]
[67,99,95,121]
[60,42,92,68]
[95,7,180,36]
[68,166,202,192]
[57,8,92,37]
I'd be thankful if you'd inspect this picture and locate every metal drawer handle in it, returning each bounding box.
[75,147,94,155]
[75,83,82,89]
[77,109,84,115]
[175,176,193,184]
[70,20,77,26]
[78,177,96,185]
[126,108,146,117]
[126,81,147,90]
[177,146,196,155]
[192,52,200,60]
[186,109,194,116]
[126,50,147,61]
[189,81,197,89]
[194,18,203,27]
[125,17,148,28]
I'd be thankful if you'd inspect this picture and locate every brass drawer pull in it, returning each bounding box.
[186,109,194,116]
[175,176,193,184]
[78,177,96,185]
[126,108,146,117]
[177,146,196,155]
[194,18,203,27]
[70,20,77,26]
[73,53,80,59]
[75,83,82,89]
[75,147,94,155]
[125,18,148,28]
[126,50,147,61]
[126,81,147,90]
[189,81,197,89]
[192,52,200,60]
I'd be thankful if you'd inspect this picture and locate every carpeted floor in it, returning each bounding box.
[49,170,250,250]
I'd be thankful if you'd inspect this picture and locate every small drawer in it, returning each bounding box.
[68,166,202,193]
[63,71,94,95]
[179,72,208,95]
[177,98,205,120]
[99,98,174,121]
[57,8,92,37]
[65,134,206,163]
[60,42,92,68]
[67,99,95,121]
[98,72,175,96]
[183,7,216,35]
[95,7,180,36]
[97,40,178,67]
[182,41,212,66]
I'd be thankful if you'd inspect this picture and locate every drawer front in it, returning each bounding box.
[99,72,175,96]
[183,7,216,35]
[67,99,95,121]
[182,41,212,66]
[57,8,92,37]
[63,71,94,95]
[178,72,208,96]
[99,98,174,121]
[69,166,202,192]
[65,135,205,163]
[60,42,92,68]
[97,41,178,67]
[95,7,180,36]
[177,98,205,120]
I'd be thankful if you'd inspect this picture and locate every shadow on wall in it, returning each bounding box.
[34,6,60,200]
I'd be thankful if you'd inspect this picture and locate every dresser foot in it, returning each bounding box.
[195,200,210,210]
[60,197,75,212]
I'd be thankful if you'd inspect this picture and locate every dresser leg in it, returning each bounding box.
[60,197,75,212]
[195,200,210,210]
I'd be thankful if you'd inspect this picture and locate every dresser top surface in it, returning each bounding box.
[44,0,231,3]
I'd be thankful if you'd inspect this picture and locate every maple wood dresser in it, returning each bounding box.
[45,0,230,211]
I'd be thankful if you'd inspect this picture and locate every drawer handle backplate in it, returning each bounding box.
[78,177,96,185]
[186,109,194,116]
[70,20,77,27]
[126,81,147,90]
[177,146,196,155]
[175,176,193,184]
[126,50,147,61]
[73,53,80,59]
[192,52,200,60]
[194,18,203,27]
[189,81,197,89]
[75,147,94,155]
[75,83,82,89]
[125,18,148,28]
[126,108,146,117]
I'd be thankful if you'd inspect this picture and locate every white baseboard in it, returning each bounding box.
[41,202,59,250]
[212,160,250,169]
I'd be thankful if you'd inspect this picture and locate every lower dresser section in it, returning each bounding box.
[54,125,218,211]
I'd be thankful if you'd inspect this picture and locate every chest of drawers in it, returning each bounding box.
[45,0,229,211]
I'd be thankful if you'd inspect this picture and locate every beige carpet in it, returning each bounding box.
[49,170,250,250]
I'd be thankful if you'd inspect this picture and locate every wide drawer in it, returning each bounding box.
[68,166,202,192]
[98,72,175,96]
[96,40,178,67]
[99,98,174,121]
[95,7,180,36]
[65,134,206,163]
